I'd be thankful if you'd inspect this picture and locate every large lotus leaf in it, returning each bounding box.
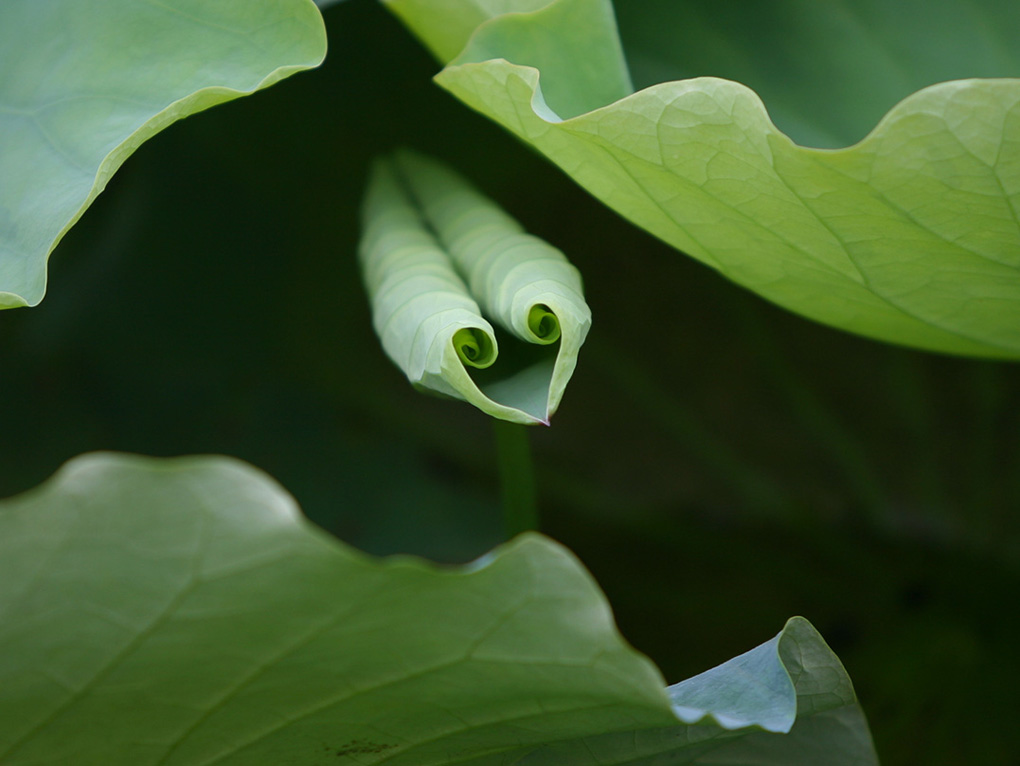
[0,453,877,764]
[0,0,327,309]
[387,0,1020,358]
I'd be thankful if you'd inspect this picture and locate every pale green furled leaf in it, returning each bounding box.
[0,0,327,309]
[0,453,877,764]
[389,0,1020,359]
[359,151,591,424]
[359,157,503,410]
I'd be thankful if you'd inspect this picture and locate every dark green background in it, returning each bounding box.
[1,2,1018,762]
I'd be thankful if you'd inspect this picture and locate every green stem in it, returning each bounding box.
[493,419,539,537]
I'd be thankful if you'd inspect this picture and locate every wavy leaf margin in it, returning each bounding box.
[0,0,327,309]
[389,0,1020,358]
[0,452,876,764]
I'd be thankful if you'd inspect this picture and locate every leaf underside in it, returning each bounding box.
[389,0,1020,359]
[0,453,877,765]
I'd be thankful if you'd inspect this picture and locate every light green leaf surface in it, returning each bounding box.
[0,453,878,764]
[359,151,591,424]
[0,0,327,309]
[390,0,1020,358]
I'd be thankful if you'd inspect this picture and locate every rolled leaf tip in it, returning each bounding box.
[527,303,561,343]
[453,327,497,368]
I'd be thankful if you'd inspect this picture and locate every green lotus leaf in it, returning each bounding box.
[0,0,327,309]
[0,453,877,764]
[387,0,1020,358]
[359,151,591,424]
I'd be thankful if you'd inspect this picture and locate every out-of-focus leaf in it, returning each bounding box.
[0,453,877,764]
[359,151,591,424]
[0,0,326,308]
[388,0,1020,358]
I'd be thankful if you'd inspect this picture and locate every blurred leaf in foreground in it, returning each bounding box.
[0,453,876,765]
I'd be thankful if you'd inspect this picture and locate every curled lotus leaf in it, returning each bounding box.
[359,150,591,424]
